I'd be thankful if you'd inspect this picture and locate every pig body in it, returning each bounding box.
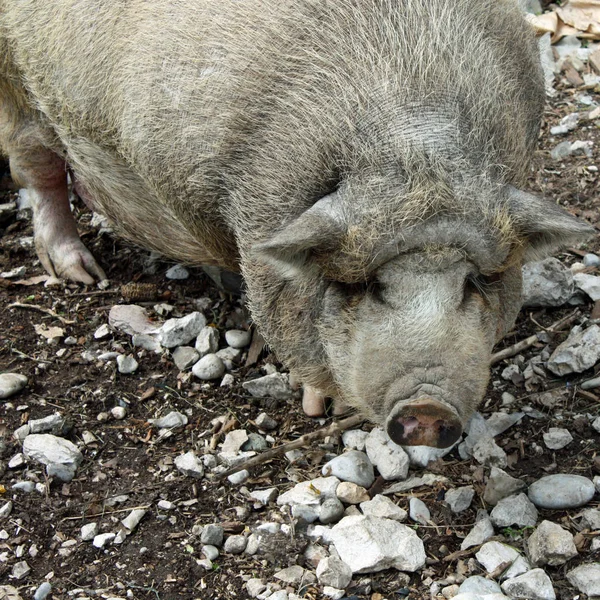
[0,0,592,446]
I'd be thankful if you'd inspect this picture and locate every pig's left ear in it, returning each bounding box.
[508,187,595,261]
[252,193,345,278]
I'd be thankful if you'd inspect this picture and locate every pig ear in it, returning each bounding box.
[508,187,595,261]
[252,193,345,278]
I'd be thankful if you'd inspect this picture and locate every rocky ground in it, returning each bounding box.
[1,15,600,600]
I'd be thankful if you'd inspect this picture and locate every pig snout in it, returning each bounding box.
[386,398,462,448]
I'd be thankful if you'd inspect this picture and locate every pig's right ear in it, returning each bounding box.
[508,187,595,261]
[252,194,345,279]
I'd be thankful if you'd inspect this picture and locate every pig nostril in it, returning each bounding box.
[435,420,462,448]
[399,416,419,435]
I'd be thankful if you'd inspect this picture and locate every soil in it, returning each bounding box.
[0,47,599,600]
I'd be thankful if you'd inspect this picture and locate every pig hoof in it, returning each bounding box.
[386,398,463,448]
[302,386,326,417]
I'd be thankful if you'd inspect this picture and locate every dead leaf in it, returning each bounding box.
[34,323,65,340]
[529,0,600,42]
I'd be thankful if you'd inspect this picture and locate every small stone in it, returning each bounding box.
[241,432,267,452]
[484,467,527,506]
[221,429,249,454]
[202,545,219,560]
[255,412,278,431]
[11,560,30,580]
[460,518,495,550]
[580,508,600,530]
[172,346,200,371]
[201,524,224,547]
[225,329,251,348]
[500,568,556,600]
[336,482,370,504]
[132,333,162,352]
[223,535,247,554]
[547,325,600,376]
[121,508,146,531]
[574,273,600,301]
[445,486,475,513]
[110,406,127,420]
[277,477,340,508]
[46,463,77,482]
[195,326,219,357]
[476,542,530,580]
[316,556,352,589]
[0,373,28,399]
[584,253,600,267]
[409,497,430,525]
[109,304,158,336]
[360,494,407,522]
[501,392,516,407]
[12,481,35,493]
[543,427,573,450]
[246,578,267,598]
[274,565,306,585]
[149,411,188,429]
[341,429,369,451]
[458,576,502,596]
[8,453,26,469]
[0,501,13,518]
[165,264,189,279]
[23,434,83,469]
[158,312,206,348]
[365,428,409,481]
[567,563,600,597]
[28,413,66,435]
[322,451,375,488]
[472,436,507,468]
[81,522,99,541]
[242,373,293,400]
[117,354,138,374]
[550,140,573,161]
[93,532,116,548]
[227,469,249,485]
[174,451,204,478]
[220,373,234,387]
[320,497,345,524]
[528,474,596,509]
[192,353,225,380]
[33,582,52,600]
[13,425,30,441]
[527,520,578,567]
[521,258,573,307]
[158,500,176,510]
[94,324,111,339]
[490,493,538,528]
[249,488,278,505]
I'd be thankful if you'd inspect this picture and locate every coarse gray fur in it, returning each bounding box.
[0,0,593,433]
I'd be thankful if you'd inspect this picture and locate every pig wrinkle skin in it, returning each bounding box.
[0,0,594,445]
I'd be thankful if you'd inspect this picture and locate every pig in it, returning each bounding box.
[0,0,593,447]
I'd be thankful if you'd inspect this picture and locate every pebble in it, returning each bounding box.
[255,412,278,431]
[172,346,200,370]
[23,434,83,469]
[490,493,538,528]
[28,413,66,435]
[472,436,507,468]
[336,482,370,504]
[584,253,600,267]
[8,453,25,468]
[567,563,600,597]
[476,542,530,580]
[403,445,454,468]
[527,520,577,566]
[542,427,573,450]
[122,508,146,531]
[216,346,242,369]
[93,532,116,548]
[580,508,600,530]
[165,264,189,279]
[331,515,426,573]
[483,467,527,506]
[574,272,600,301]
[81,523,98,540]
[360,494,407,522]
[33,582,52,600]
[174,451,204,478]
[192,353,225,380]
[13,425,30,441]
[225,329,251,348]
[0,373,28,399]
[528,474,596,509]
[409,497,430,525]
[220,373,234,387]
[158,312,206,348]
[46,463,77,482]
[246,579,267,598]
[445,486,475,513]
[278,477,340,508]
[364,428,409,481]
[132,333,162,353]
[12,481,35,493]
[521,258,573,307]
[547,325,600,376]
[116,354,138,374]
[223,535,247,554]
[274,565,307,585]
[202,545,219,560]
[11,560,30,580]
[550,112,579,135]
[201,524,224,547]
[500,569,555,600]
[249,488,278,506]
[0,501,12,518]
[550,140,574,160]
[109,304,158,336]
[322,451,375,488]
[341,430,369,451]
[221,429,249,454]
[149,411,188,429]
[94,324,111,339]
[157,500,175,510]
[458,576,502,595]
[227,469,249,485]
[320,497,345,524]
[110,406,127,420]
[242,373,293,400]
[461,517,495,551]
[195,326,219,357]
[316,557,353,589]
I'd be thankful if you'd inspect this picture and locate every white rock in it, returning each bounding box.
[580,508,600,530]
[8,453,25,468]
[28,413,65,435]
[117,354,138,374]
[195,326,219,357]
[221,429,249,454]
[246,579,267,598]
[158,500,175,510]
[174,451,204,478]
[277,477,340,507]
[11,560,30,580]
[216,346,242,369]
[547,325,600,376]
[341,430,369,451]
[0,501,13,518]
[409,497,430,525]
[274,565,307,585]
[490,493,538,528]
[364,428,409,481]
[158,312,206,348]
[249,488,278,505]
[528,474,596,509]
[360,494,407,522]
[255,412,278,431]
[322,451,374,488]
[445,486,475,513]
[121,509,146,531]
[165,264,189,279]
[574,272,600,301]
[225,329,251,348]
[242,373,293,400]
[542,427,573,450]
[149,411,188,429]
[220,374,234,387]
[227,470,249,485]
[316,556,352,589]
[93,532,116,548]
[172,346,200,370]
[322,587,345,600]
[320,497,345,524]
[0,373,28,399]
[13,425,30,441]
[94,324,111,339]
[476,541,530,580]
[223,535,247,554]
[337,482,370,504]
[109,304,158,335]
[461,517,495,551]
[500,568,555,600]
[331,515,426,573]
[403,444,454,468]
[23,434,83,468]
[132,334,162,353]
[192,353,225,380]
[472,436,507,468]
[458,576,502,595]
[527,520,577,567]
[521,258,573,307]
[567,563,600,597]
[202,545,219,560]
[34,582,52,600]
[81,523,98,541]
[484,467,527,506]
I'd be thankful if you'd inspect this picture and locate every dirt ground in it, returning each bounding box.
[0,43,600,600]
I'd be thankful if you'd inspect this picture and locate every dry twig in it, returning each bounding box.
[7,301,75,325]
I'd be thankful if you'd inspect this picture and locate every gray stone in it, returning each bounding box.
[172,346,200,370]
[292,504,320,523]
[23,434,83,469]
[0,501,12,518]
[521,258,573,307]
[249,488,278,505]
[547,325,600,376]
[46,463,77,482]
[527,520,577,567]
[277,477,340,508]
[132,333,162,352]
[195,326,219,357]
[94,323,111,339]
[360,494,407,522]
[341,429,369,451]
[202,545,219,560]
[93,532,116,548]
[461,518,495,551]
[121,508,147,532]
[574,273,600,301]
[409,497,430,525]
[550,141,574,161]
[316,557,352,589]
[149,411,188,429]
[567,563,600,597]
[242,373,293,400]
[337,482,370,505]
[81,522,98,541]
[11,560,30,580]
[445,486,475,513]
[0,373,28,399]
[34,582,52,600]
[542,427,573,450]
[223,535,247,554]
[225,329,251,348]
[28,413,66,435]
[174,451,204,478]
[476,542,530,580]
[117,354,139,374]
[110,406,127,420]
[109,304,158,335]
[165,264,189,279]
[201,524,224,547]
[458,576,502,595]
[501,569,555,600]
[584,253,600,267]
[320,497,345,524]
[158,312,206,348]
[484,467,527,506]
[192,353,225,380]
[472,436,507,468]
[528,474,596,509]
[490,493,538,528]
[227,469,249,485]
[216,346,242,369]
[12,481,35,492]
[580,508,600,530]
[365,428,409,481]
[255,412,278,431]
[403,444,454,468]
[246,579,267,598]
[274,565,307,585]
[242,433,268,452]
[322,451,374,488]
[221,429,249,454]
[331,515,426,573]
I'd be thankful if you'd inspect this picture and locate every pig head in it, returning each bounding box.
[250,179,593,448]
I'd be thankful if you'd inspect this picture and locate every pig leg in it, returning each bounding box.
[9,149,107,284]
[302,386,326,416]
